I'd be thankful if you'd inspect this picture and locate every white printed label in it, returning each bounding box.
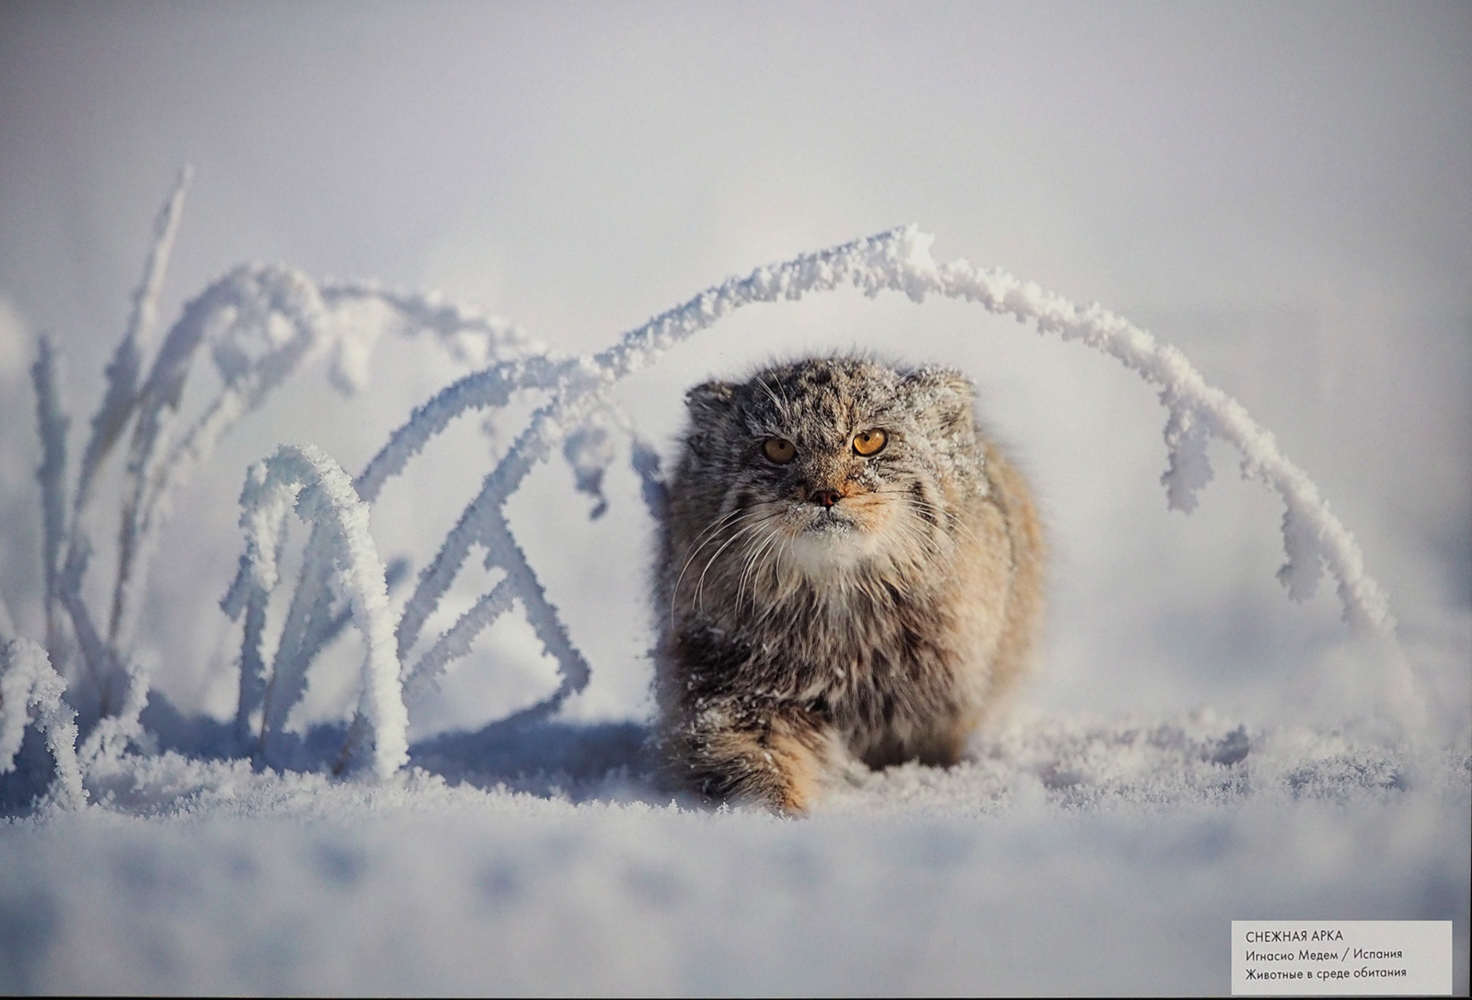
[1232,920,1452,995]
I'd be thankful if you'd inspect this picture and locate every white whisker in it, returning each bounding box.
[669,506,748,622]
[692,507,785,614]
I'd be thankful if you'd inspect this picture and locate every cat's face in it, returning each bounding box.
[682,356,980,575]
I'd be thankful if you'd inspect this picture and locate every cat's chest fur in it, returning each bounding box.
[676,565,965,728]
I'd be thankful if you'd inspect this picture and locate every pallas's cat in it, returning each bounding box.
[654,355,1044,812]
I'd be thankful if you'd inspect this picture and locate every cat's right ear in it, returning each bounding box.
[685,381,736,420]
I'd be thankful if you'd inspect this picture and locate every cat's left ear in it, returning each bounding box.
[900,366,975,434]
[686,380,735,414]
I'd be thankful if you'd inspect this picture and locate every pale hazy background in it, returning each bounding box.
[1,1,1468,738]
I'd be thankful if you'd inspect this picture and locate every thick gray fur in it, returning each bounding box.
[654,355,1045,812]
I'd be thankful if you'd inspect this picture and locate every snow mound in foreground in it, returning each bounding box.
[3,710,1466,995]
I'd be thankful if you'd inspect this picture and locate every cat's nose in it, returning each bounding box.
[809,489,841,507]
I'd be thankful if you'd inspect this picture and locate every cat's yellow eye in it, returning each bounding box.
[852,429,887,456]
[762,437,797,464]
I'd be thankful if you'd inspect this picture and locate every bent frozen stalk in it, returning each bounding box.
[226,444,409,779]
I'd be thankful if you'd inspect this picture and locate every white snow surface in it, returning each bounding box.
[2,710,1467,996]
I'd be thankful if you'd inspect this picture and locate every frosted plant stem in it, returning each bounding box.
[74,165,191,514]
[273,357,569,697]
[399,505,593,719]
[395,501,480,664]
[108,263,537,672]
[318,283,541,384]
[236,574,272,751]
[30,335,70,676]
[107,280,235,663]
[355,356,566,504]
[110,268,329,657]
[483,508,591,708]
[403,576,517,701]
[58,541,113,710]
[104,260,548,724]
[393,385,596,664]
[258,538,336,759]
[0,638,87,810]
[78,660,151,766]
[38,688,86,811]
[221,529,284,754]
[232,444,408,779]
[55,170,191,707]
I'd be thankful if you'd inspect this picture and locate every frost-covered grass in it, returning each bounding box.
[2,175,1467,995]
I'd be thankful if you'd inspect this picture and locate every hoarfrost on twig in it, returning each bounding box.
[58,540,113,704]
[47,169,542,709]
[77,658,151,767]
[73,164,192,514]
[1159,397,1214,514]
[404,576,517,701]
[108,267,542,683]
[31,335,70,671]
[249,356,569,718]
[0,638,87,810]
[229,444,409,779]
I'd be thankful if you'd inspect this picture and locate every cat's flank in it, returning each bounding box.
[654,355,1045,813]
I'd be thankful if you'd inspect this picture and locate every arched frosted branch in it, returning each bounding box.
[545,223,1398,640]
[355,355,566,504]
[903,232,1394,635]
[229,444,408,779]
[318,283,542,389]
[509,227,1419,718]
[110,266,336,655]
[390,225,1409,732]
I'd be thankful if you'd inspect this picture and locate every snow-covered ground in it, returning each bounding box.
[4,711,1467,995]
[2,4,1469,995]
